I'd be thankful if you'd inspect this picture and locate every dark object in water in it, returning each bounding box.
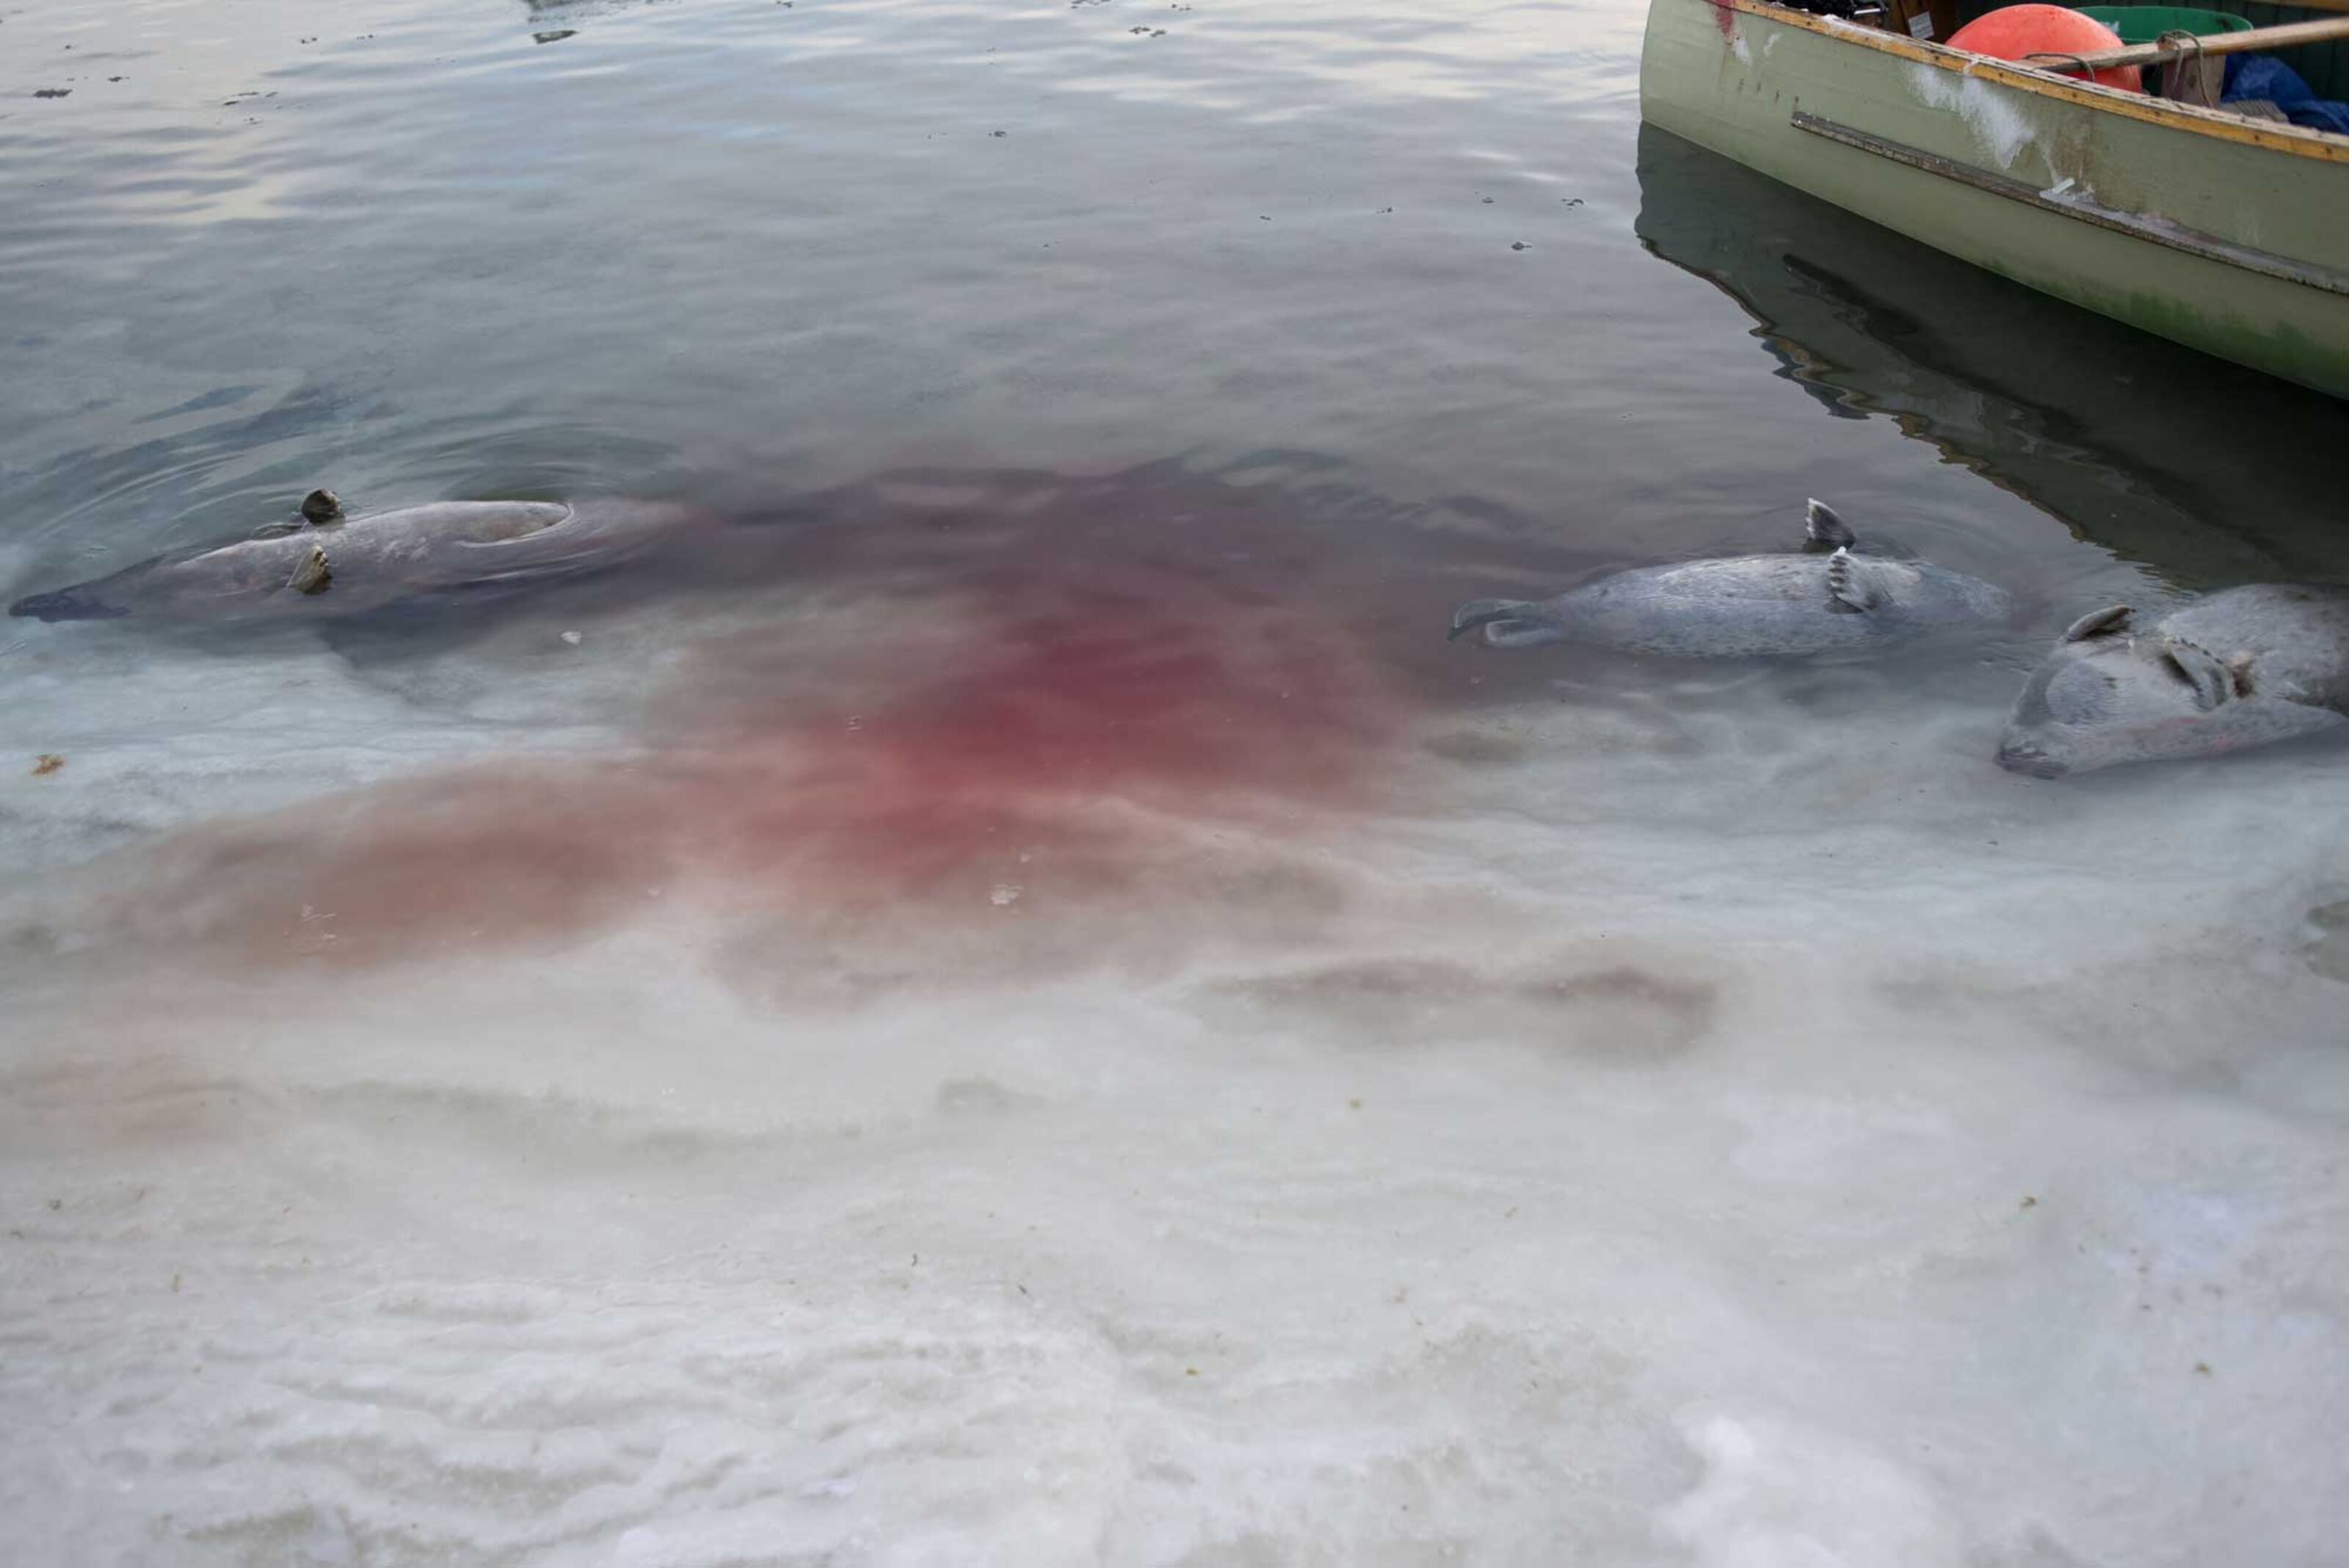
[10,496,697,623]
[1448,499,2010,658]
[1997,584,2349,776]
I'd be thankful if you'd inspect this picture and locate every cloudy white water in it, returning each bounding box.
[6,1,2349,1565]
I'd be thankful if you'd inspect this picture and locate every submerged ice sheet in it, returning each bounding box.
[5,463,2349,1568]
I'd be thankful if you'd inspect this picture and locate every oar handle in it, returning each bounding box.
[2025,13,2349,72]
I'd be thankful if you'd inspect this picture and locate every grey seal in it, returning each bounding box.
[10,494,695,623]
[1448,501,2011,658]
[1997,584,2349,777]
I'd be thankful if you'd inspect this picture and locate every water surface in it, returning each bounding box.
[5,1,2349,1564]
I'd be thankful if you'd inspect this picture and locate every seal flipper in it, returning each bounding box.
[1448,598,1562,649]
[255,489,345,540]
[1824,546,1891,613]
[284,543,333,597]
[1804,498,1856,553]
[9,586,131,622]
[2060,605,2133,644]
[2164,638,2234,711]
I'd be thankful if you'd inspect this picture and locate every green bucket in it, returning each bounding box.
[2073,5,2256,43]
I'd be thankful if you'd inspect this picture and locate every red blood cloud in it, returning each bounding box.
[82,464,1512,970]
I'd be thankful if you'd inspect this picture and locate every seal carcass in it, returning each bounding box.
[1447,501,2011,658]
[10,496,695,623]
[1997,584,2349,777]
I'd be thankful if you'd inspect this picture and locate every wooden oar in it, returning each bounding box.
[2025,13,2349,72]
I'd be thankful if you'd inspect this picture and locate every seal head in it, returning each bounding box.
[1997,591,2349,777]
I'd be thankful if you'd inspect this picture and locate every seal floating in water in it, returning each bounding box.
[1997,584,2349,777]
[9,494,695,623]
[1447,500,2010,658]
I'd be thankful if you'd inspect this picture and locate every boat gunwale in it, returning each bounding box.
[1710,0,2349,162]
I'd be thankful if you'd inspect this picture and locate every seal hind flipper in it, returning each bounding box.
[1804,498,1856,553]
[8,586,130,622]
[1449,598,1526,641]
[1824,546,1889,613]
[1448,598,1558,649]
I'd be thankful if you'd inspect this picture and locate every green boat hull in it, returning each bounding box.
[1639,0,2349,397]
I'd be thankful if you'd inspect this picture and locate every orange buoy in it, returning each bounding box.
[1945,4,2141,91]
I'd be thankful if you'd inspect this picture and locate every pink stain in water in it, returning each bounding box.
[98,469,1439,968]
[680,592,1397,915]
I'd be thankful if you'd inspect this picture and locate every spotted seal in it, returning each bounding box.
[10,493,695,623]
[1447,501,2011,658]
[1997,584,2349,777]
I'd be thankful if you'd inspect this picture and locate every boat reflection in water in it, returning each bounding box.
[1635,124,2349,589]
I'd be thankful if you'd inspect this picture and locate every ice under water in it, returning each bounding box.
[5,0,2349,1564]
